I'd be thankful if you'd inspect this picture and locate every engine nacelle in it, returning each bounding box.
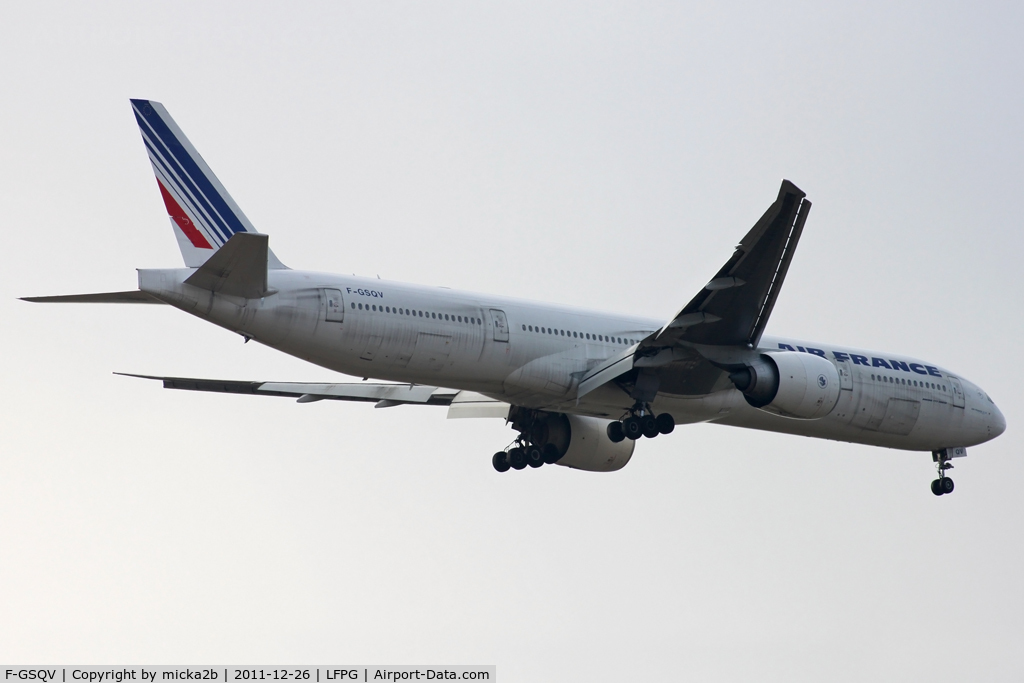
[729,351,840,419]
[512,411,633,472]
[548,414,635,472]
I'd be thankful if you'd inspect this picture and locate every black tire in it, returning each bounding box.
[941,477,955,494]
[931,479,944,496]
[526,445,544,468]
[641,415,659,439]
[542,443,562,464]
[607,421,625,443]
[623,416,643,440]
[492,452,510,472]
[656,413,675,435]
[509,447,527,470]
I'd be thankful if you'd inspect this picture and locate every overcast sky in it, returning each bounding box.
[2,2,1023,681]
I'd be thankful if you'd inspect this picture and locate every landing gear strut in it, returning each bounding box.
[607,403,675,443]
[931,450,955,496]
[492,409,568,473]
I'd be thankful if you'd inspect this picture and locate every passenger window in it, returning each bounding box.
[358,303,363,310]
[351,303,356,309]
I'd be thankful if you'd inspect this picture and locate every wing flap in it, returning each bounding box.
[117,373,459,406]
[446,391,511,419]
[576,343,638,401]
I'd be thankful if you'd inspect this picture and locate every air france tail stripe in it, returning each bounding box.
[142,134,231,245]
[136,118,234,245]
[131,104,249,239]
[139,127,226,243]
[158,181,213,248]
[132,105,241,241]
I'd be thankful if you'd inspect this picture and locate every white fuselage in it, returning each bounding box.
[138,268,1006,453]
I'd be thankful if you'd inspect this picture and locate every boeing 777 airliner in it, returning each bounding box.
[23,100,1006,495]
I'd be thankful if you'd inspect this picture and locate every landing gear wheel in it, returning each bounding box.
[492,451,510,473]
[623,416,643,440]
[542,443,562,464]
[509,447,527,470]
[526,445,545,468]
[941,477,955,494]
[931,479,943,496]
[656,413,675,435]
[607,421,625,443]
[641,415,659,439]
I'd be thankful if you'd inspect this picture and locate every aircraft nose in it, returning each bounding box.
[992,402,1007,439]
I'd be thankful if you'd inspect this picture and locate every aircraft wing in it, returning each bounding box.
[651,179,810,349]
[117,373,510,419]
[577,180,810,401]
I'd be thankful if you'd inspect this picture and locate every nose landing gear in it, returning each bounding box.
[607,403,675,443]
[931,450,955,496]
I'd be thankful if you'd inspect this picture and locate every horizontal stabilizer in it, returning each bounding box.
[184,233,271,298]
[21,291,165,304]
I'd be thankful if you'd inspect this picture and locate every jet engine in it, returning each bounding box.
[728,351,840,419]
[556,414,636,472]
[516,411,635,472]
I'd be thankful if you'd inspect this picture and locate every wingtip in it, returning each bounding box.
[779,179,806,198]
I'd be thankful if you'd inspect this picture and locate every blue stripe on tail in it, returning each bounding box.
[131,100,249,243]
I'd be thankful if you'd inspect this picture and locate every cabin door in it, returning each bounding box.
[949,377,966,408]
[323,288,345,322]
[490,309,509,342]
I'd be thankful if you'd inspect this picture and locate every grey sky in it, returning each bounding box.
[2,2,1022,681]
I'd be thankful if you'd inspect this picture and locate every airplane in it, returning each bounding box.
[22,99,1006,496]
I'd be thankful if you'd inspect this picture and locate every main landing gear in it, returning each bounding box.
[931,450,955,496]
[492,409,567,473]
[492,442,561,473]
[606,403,674,443]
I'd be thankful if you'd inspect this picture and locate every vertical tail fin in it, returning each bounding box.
[130,99,286,269]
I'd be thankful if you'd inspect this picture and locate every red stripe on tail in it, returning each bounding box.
[157,181,213,249]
